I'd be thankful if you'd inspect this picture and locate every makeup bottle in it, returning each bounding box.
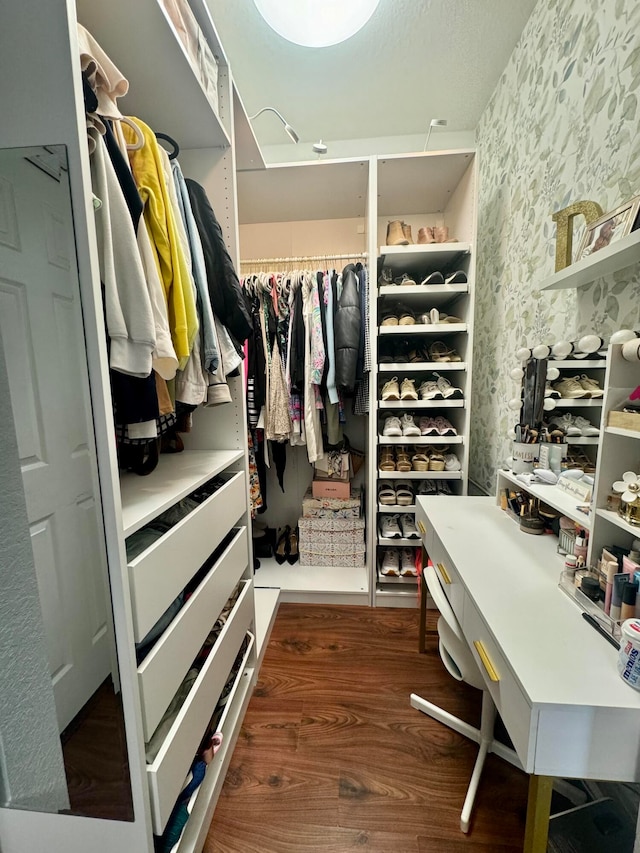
[604,561,620,615]
[574,530,588,562]
[621,581,639,622]
[611,572,631,621]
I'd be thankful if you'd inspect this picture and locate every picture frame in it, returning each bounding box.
[577,195,640,260]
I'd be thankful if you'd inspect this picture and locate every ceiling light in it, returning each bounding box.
[423,119,448,152]
[253,0,381,48]
[248,107,299,143]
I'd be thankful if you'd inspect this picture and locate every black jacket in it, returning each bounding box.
[334,264,361,392]
[185,179,251,344]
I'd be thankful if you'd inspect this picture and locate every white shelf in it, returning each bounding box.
[378,361,467,372]
[379,243,471,278]
[377,149,476,215]
[378,536,421,547]
[76,0,231,150]
[554,399,603,408]
[378,284,468,302]
[375,575,419,585]
[540,229,640,291]
[120,450,244,536]
[378,503,416,513]
[253,587,279,668]
[377,435,463,445]
[378,470,462,480]
[253,558,369,602]
[605,426,640,439]
[595,508,640,537]
[378,399,464,409]
[566,436,600,445]
[549,360,607,369]
[379,323,467,335]
[233,84,265,171]
[499,469,592,529]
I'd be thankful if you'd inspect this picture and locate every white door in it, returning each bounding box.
[0,147,112,732]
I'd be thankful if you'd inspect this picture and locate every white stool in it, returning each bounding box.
[411,564,523,833]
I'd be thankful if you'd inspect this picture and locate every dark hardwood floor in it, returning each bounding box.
[206,604,528,852]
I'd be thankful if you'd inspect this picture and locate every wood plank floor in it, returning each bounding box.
[206,604,528,852]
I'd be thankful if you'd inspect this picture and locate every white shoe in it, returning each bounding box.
[380,548,400,576]
[400,547,418,576]
[382,416,402,436]
[552,376,590,398]
[551,413,580,436]
[444,453,461,471]
[381,377,400,401]
[574,415,600,436]
[578,375,604,398]
[380,514,401,538]
[399,514,419,538]
[401,413,421,436]
[418,380,440,400]
[544,381,561,398]
[400,378,418,400]
[434,373,463,399]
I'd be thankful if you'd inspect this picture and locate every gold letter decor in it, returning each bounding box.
[551,201,604,271]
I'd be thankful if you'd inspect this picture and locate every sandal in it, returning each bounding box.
[394,273,417,286]
[408,346,427,363]
[412,453,430,472]
[428,341,462,363]
[427,450,446,471]
[440,314,464,324]
[377,484,397,506]
[395,448,412,473]
[394,480,415,506]
[379,453,396,472]
[417,308,441,325]
[381,313,399,327]
[419,271,445,285]
[398,311,416,326]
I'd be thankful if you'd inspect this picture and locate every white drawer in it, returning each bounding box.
[137,527,249,741]
[426,531,464,620]
[462,596,534,770]
[128,471,246,642]
[147,577,254,834]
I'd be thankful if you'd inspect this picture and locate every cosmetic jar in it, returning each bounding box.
[580,576,601,602]
[617,619,640,690]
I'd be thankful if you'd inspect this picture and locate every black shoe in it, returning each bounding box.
[274,526,290,564]
[286,528,299,565]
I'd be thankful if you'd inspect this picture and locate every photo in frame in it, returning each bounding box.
[577,195,640,260]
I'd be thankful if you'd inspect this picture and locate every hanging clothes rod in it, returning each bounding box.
[240,252,368,266]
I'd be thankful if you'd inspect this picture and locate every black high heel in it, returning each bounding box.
[286,527,299,565]
[274,526,290,565]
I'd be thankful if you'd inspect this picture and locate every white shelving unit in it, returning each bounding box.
[373,151,477,607]
[497,468,592,529]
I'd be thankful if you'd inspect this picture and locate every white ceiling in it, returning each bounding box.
[206,0,538,150]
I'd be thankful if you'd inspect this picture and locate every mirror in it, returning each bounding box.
[0,146,133,821]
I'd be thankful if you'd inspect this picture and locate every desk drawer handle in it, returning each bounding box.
[417,520,426,535]
[473,641,500,682]
[436,562,451,585]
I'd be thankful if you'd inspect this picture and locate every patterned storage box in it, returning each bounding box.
[299,548,366,568]
[298,517,365,547]
[301,487,362,519]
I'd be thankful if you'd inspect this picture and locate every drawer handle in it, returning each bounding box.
[473,641,500,682]
[436,562,452,585]
[417,520,426,535]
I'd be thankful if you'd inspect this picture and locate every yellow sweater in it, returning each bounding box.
[123,117,198,367]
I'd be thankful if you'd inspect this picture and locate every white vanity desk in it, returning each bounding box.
[415,495,640,852]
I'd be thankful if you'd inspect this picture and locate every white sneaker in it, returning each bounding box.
[400,547,418,576]
[401,413,421,436]
[382,416,402,436]
[544,381,561,398]
[399,514,419,538]
[381,377,400,400]
[578,375,604,398]
[434,373,463,399]
[574,415,600,436]
[418,379,440,400]
[444,453,461,471]
[400,378,418,400]
[380,548,400,576]
[380,514,401,538]
[551,413,580,436]
[552,376,590,398]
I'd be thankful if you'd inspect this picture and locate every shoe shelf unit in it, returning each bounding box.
[539,228,640,291]
[588,343,640,567]
[547,358,606,447]
[372,151,477,607]
[237,157,371,606]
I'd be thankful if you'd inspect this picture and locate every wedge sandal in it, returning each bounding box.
[398,311,416,326]
[377,484,396,506]
[394,481,415,506]
[428,451,446,471]
[412,453,430,472]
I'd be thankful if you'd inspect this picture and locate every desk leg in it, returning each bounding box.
[418,555,427,654]
[523,775,553,853]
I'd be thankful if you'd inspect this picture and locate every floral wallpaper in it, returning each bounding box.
[471,0,640,493]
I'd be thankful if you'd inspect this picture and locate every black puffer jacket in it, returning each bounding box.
[334,264,361,392]
[186,179,251,345]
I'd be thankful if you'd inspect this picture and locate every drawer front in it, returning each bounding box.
[462,596,533,770]
[138,527,249,741]
[426,531,464,620]
[129,471,246,642]
[414,501,434,552]
[147,578,254,834]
